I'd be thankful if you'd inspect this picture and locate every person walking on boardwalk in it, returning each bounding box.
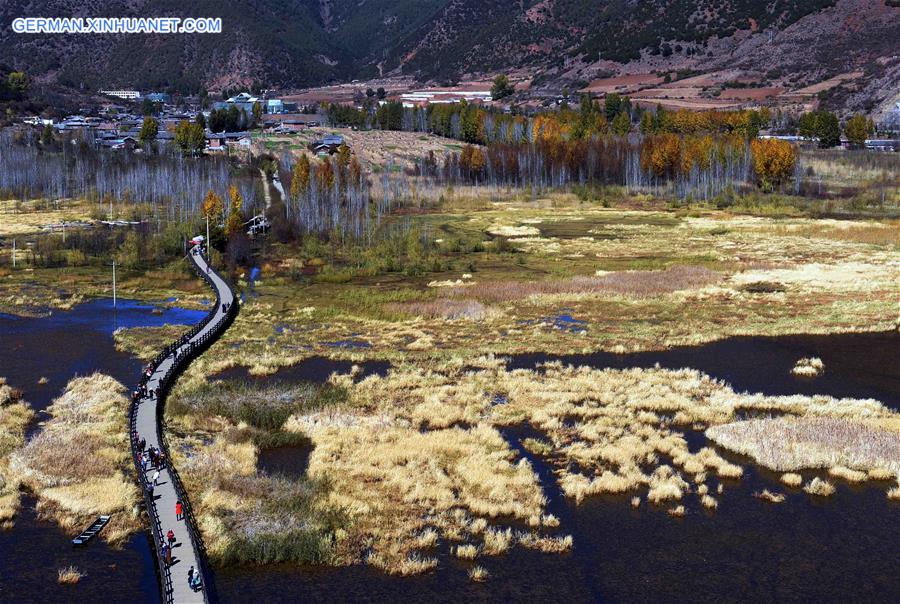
[188,566,195,589]
[139,436,146,451]
[175,500,183,520]
[152,469,160,486]
[167,529,175,547]
[161,542,170,566]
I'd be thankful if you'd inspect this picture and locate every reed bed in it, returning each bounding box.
[706,417,900,476]
[8,373,139,544]
[803,477,836,497]
[753,489,786,503]
[469,565,489,582]
[447,266,722,303]
[781,472,803,487]
[0,378,34,528]
[791,357,825,377]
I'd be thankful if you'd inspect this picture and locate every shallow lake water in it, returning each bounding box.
[0,298,203,602]
[0,298,206,414]
[218,331,900,603]
[1,299,897,603]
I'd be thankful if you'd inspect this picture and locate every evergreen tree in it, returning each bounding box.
[40,123,54,146]
[817,111,840,148]
[491,75,515,100]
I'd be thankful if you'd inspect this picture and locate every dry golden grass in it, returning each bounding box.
[0,199,94,236]
[792,357,825,377]
[707,417,900,476]
[803,477,836,497]
[455,544,478,559]
[700,494,718,509]
[0,380,35,528]
[516,532,573,553]
[469,565,489,582]
[320,357,900,534]
[291,415,546,573]
[868,468,896,481]
[57,566,84,585]
[667,505,686,517]
[754,489,786,503]
[482,527,514,555]
[9,373,139,545]
[781,472,803,487]
[888,486,900,501]
[828,466,867,482]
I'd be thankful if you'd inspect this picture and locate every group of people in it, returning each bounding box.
[133,435,167,496]
[187,565,202,592]
[131,362,159,405]
[135,432,202,592]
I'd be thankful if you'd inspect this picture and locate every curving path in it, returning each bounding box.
[129,246,236,603]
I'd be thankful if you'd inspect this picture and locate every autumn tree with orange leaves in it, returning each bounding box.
[750,139,796,191]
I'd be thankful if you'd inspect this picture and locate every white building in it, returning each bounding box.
[399,89,492,108]
[101,90,141,100]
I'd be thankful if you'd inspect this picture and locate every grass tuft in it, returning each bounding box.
[803,477,836,497]
[57,566,83,585]
[469,565,490,582]
[753,489,786,503]
[781,472,803,487]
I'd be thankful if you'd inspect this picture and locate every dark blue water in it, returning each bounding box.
[0,298,205,412]
[2,299,898,603]
[0,298,203,603]
[215,331,900,604]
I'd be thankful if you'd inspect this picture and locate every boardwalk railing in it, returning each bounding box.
[128,249,238,603]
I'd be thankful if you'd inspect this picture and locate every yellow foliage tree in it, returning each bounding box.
[225,185,244,237]
[640,134,682,178]
[292,154,311,199]
[750,139,796,191]
[201,189,223,221]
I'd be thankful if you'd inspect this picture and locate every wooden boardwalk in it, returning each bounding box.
[130,246,236,603]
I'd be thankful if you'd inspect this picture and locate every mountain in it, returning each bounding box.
[1,0,897,112]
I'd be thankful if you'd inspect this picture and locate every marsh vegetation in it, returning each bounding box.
[9,373,139,544]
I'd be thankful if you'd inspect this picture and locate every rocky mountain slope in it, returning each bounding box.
[0,0,897,112]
